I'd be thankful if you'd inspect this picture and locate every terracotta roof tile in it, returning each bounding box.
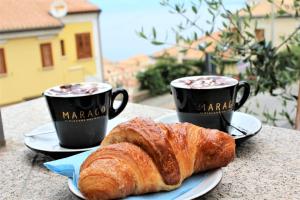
[0,0,100,33]
[240,0,295,17]
[66,0,100,13]
[118,54,151,67]
[153,32,222,60]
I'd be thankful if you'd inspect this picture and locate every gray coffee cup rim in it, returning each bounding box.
[43,82,112,98]
[170,75,239,90]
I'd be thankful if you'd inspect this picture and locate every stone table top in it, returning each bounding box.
[0,98,300,200]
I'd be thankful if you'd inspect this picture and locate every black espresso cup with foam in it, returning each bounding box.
[44,82,128,148]
[170,76,250,131]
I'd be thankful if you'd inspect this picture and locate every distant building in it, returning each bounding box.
[153,32,237,75]
[104,55,153,101]
[241,0,299,46]
[153,32,222,61]
[152,0,300,75]
[0,0,103,105]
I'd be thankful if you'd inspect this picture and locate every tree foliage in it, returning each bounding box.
[137,57,204,95]
[137,0,300,127]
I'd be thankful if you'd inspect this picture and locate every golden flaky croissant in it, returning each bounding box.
[79,118,235,200]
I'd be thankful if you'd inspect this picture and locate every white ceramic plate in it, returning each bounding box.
[156,112,262,144]
[24,117,128,153]
[68,169,222,200]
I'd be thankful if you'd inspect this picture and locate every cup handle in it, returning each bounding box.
[235,81,250,111]
[109,88,129,119]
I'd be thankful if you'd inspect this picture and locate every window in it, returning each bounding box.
[75,33,92,59]
[255,29,265,42]
[0,48,7,74]
[60,40,65,56]
[40,43,54,67]
[231,27,240,42]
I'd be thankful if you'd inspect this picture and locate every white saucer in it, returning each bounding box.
[68,169,222,200]
[24,117,128,154]
[156,112,262,144]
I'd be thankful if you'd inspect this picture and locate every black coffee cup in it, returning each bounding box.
[170,76,250,131]
[44,82,128,149]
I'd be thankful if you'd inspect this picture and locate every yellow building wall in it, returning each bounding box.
[217,17,299,76]
[217,63,239,75]
[248,17,299,46]
[0,21,97,105]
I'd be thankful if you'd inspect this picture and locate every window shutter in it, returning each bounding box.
[0,49,7,74]
[76,34,84,59]
[255,29,265,42]
[40,43,54,67]
[84,33,92,57]
[60,40,65,56]
[75,33,92,59]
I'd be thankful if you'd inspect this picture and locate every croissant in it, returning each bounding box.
[79,118,235,200]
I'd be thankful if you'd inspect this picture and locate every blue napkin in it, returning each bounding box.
[44,150,206,200]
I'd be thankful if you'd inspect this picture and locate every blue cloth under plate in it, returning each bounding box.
[44,150,206,200]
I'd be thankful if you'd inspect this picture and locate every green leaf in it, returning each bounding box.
[205,41,213,48]
[222,21,228,28]
[284,112,295,126]
[254,20,258,29]
[193,32,198,40]
[208,8,214,16]
[192,6,198,14]
[137,28,147,39]
[220,13,227,18]
[273,110,277,117]
[152,27,157,39]
[256,101,260,108]
[243,20,250,28]
[246,3,252,18]
[245,31,255,38]
[151,40,164,45]
[175,5,180,13]
[287,45,291,53]
[179,49,188,53]
[277,9,287,15]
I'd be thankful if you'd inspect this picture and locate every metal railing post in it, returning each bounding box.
[0,109,5,146]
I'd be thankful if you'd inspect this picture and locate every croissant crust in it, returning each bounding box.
[79,118,235,200]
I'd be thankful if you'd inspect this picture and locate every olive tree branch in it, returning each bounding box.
[218,2,248,43]
[162,1,220,43]
[275,26,300,51]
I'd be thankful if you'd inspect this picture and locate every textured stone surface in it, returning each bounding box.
[1,97,300,200]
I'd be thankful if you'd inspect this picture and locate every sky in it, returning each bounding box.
[90,0,247,61]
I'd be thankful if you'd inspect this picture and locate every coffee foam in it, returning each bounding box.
[44,82,112,97]
[171,76,238,89]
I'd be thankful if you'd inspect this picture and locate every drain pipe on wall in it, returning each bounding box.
[97,11,105,82]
